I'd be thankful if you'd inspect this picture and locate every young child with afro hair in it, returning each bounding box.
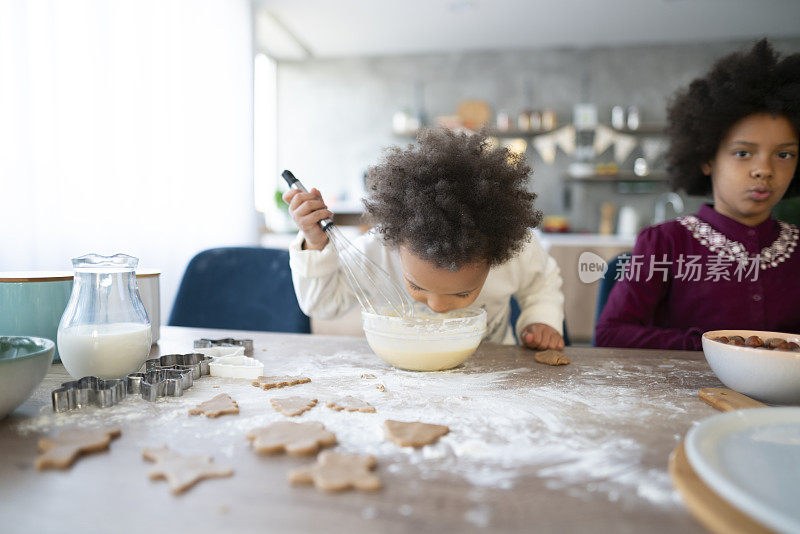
[284,128,565,350]
[595,39,800,350]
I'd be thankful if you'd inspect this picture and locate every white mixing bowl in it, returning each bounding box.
[702,329,800,405]
[362,307,487,371]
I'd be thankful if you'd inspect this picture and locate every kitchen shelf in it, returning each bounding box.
[610,124,667,135]
[564,171,669,182]
[394,123,666,138]
[393,127,559,139]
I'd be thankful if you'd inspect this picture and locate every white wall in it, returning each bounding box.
[0,0,259,320]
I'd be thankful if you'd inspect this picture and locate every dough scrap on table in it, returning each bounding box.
[326,396,376,413]
[534,350,571,366]
[360,373,377,379]
[252,375,311,390]
[188,393,239,418]
[270,396,318,417]
[376,384,387,392]
[289,451,381,492]
[383,420,449,447]
[36,428,121,470]
[698,388,766,412]
[246,421,336,456]
[142,446,233,495]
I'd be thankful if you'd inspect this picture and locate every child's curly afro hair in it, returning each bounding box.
[363,128,541,270]
[666,39,800,197]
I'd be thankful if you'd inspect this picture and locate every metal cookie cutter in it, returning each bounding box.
[126,368,193,402]
[51,353,213,411]
[194,338,254,357]
[145,352,212,380]
[52,376,128,413]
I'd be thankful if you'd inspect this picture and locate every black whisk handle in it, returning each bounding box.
[281,169,334,231]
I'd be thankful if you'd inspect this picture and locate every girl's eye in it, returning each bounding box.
[777,151,797,160]
[455,292,472,298]
[733,150,750,158]
[408,283,424,292]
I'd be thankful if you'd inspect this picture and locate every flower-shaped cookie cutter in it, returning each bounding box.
[194,338,253,357]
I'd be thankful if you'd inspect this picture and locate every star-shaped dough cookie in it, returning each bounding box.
[246,421,336,456]
[36,428,121,470]
[142,446,233,494]
[289,451,381,492]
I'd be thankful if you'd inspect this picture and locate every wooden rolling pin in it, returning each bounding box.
[698,388,767,412]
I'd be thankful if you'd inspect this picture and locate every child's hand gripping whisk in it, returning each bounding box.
[282,170,415,318]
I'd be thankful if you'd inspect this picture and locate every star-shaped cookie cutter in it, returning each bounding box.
[51,353,213,411]
[194,338,253,356]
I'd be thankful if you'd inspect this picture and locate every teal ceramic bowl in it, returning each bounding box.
[0,336,54,419]
[0,272,72,361]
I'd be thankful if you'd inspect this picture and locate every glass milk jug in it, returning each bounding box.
[57,254,151,379]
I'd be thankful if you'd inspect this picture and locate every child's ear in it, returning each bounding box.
[701,161,713,176]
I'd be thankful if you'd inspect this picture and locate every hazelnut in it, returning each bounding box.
[728,335,745,344]
[730,338,745,346]
[785,342,800,352]
[775,341,791,351]
[765,338,785,349]
[745,336,763,347]
[713,336,729,344]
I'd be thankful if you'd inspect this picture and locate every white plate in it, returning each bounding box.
[686,408,800,534]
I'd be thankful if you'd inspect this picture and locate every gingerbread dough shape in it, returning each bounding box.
[189,393,239,418]
[534,350,570,366]
[252,376,311,390]
[271,396,317,417]
[326,396,375,413]
[142,446,233,494]
[246,421,336,456]
[36,428,121,470]
[289,451,381,492]
[384,420,449,447]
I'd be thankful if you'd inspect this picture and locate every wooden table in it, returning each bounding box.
[0,326,723,534]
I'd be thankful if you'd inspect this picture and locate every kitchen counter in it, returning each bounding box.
[0,326,719,534]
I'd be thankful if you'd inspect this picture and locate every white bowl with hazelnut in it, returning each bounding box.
[702,330,800,405]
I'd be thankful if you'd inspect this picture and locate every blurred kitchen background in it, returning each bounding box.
[2,0,799,343]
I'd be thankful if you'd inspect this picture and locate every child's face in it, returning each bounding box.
[702,113,798,226]
[398,246,490,313]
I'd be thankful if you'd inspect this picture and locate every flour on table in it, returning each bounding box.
[15,343,710,510]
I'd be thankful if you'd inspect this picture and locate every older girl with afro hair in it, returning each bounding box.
[596,40,800,350]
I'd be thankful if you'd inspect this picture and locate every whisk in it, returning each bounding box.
[282,170,415,318]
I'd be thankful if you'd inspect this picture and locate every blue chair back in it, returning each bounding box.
[509,296,570,346]
[592,252,631,345]
[168,247,310,334]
